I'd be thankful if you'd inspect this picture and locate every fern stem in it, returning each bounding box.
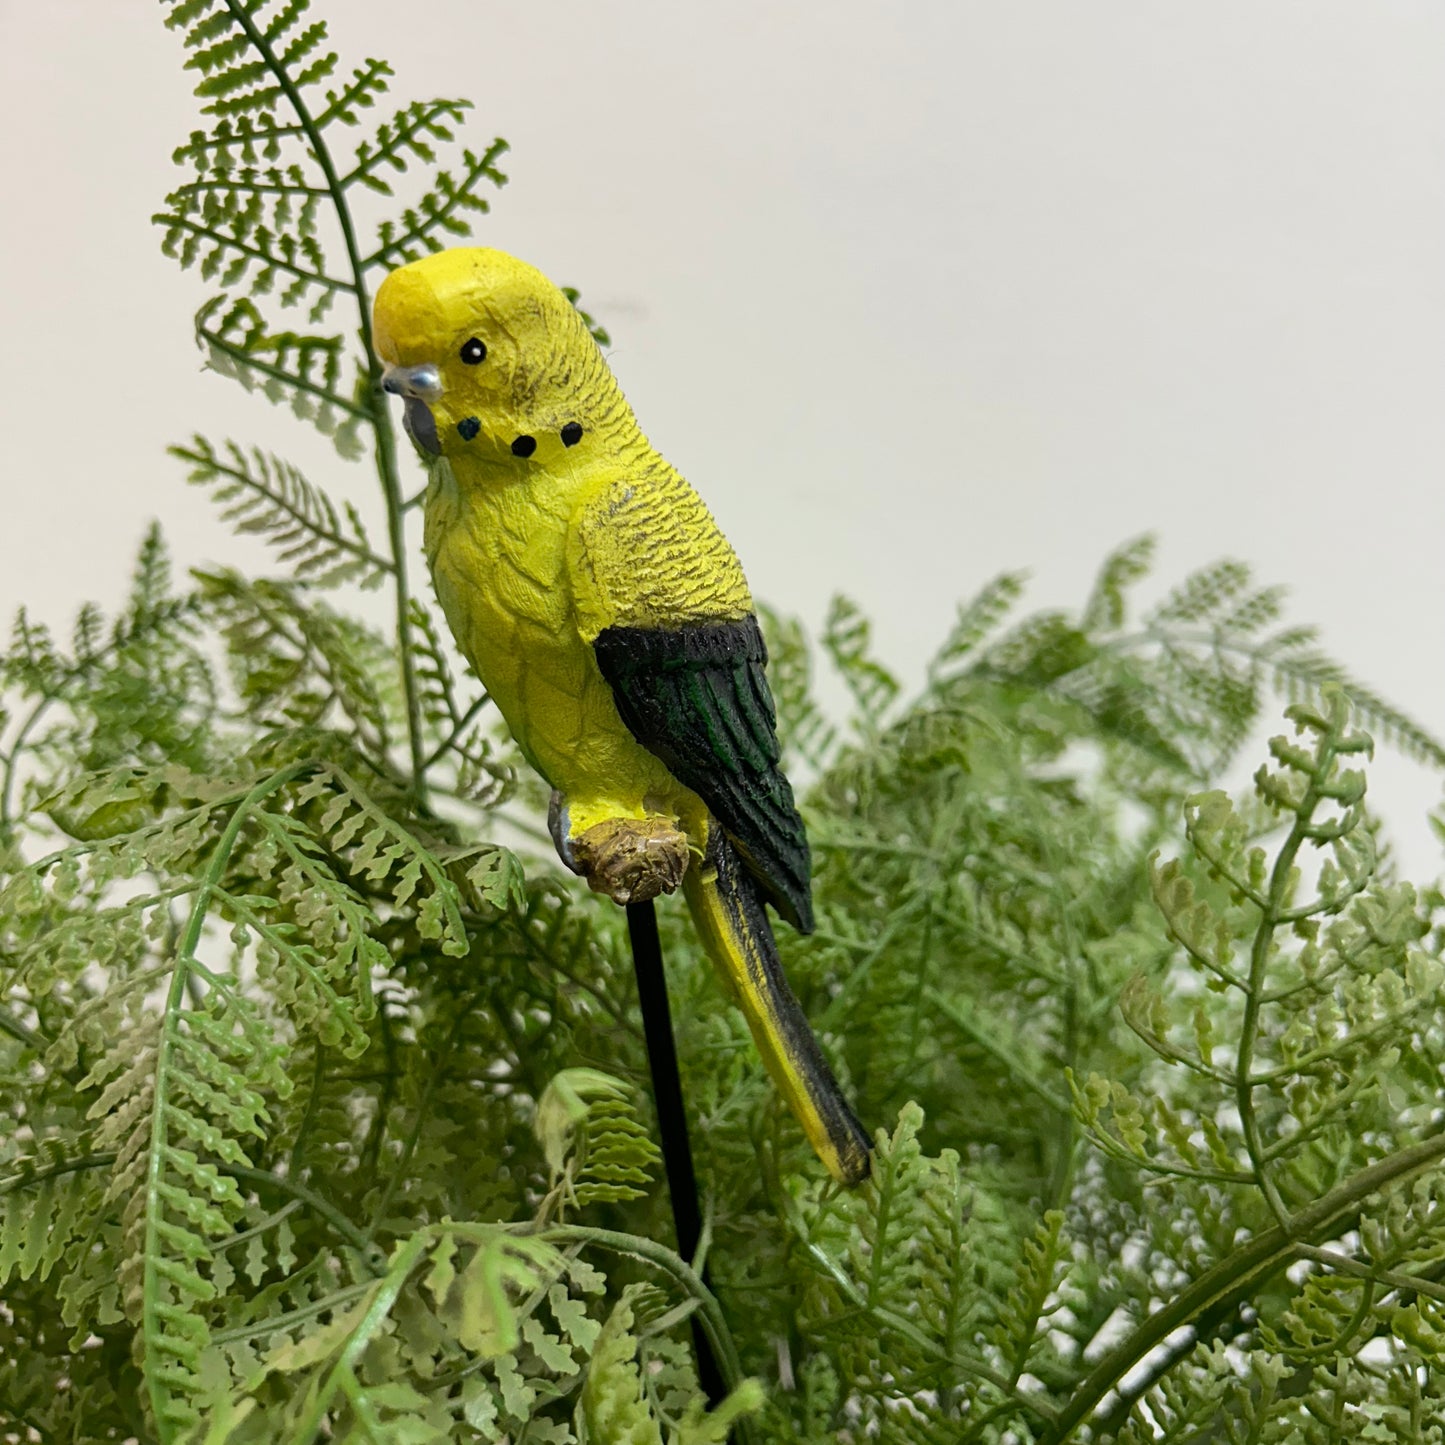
[0,694,52,834]
[419,693,489,770]
[218,0,430,799]
[142,761,308,1437]
[157,215,354,293]
[0,1151,116,1194]
[191,335,372,419]
[1237,756,1327,1229]
[211,1279,374,1347]
[224,1162,382,1265]
[927,989,1070,1115]
[1041,1129,1445,1443]
[0,1005,40,1051]
[1292,1242,1445,1307]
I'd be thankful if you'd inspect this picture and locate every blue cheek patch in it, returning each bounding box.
[457,416,481,441]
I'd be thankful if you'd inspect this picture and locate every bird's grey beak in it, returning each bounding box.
[381,363,443,401]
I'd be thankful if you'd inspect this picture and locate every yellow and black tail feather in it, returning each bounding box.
[594,615,870,1182]
[684,824,871,1185]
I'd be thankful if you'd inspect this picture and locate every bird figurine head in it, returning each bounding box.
[372,247,618,462]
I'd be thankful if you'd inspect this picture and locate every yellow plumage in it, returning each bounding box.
[374,247,869,1184]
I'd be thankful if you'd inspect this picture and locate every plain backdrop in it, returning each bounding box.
[2,2,1443,873]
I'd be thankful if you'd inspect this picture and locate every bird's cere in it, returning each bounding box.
[381,363,442,400]
[381,364,444,454]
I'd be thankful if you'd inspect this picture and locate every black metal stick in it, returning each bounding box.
[625,899,728,1408]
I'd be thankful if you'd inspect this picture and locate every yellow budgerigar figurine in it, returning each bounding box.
[374,248,870,1185]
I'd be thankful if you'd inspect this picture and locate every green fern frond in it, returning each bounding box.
[172,436,387,586]
[1,609,63,696]
[1148,558,1253,626]
[992,1209,1070,1386]
[408,597,474,735]
[1260,635,1445,769]
[342,97,471,192]
[823,594,901,732]
[367,139,509,268]
[193,298,366,452]
[974,609,1095,690]
[404,601,519,803]
[313,56,393,129]
[1081,533,1157,633]
[580,1286,665,1444]
[0,1145,105,1288]
[535,1068,661,1216]
[928,568,1028,682]
[291,762,472,955]
[196,568,391,749]
[854,1103,933,1322]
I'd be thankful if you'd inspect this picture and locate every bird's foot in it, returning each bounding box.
[570,816,690,906]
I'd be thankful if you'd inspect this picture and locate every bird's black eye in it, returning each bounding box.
[459,338,487,365]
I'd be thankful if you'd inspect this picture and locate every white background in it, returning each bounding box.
[2,2,1442,872]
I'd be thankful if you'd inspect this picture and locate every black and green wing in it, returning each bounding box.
[592,616,814,932]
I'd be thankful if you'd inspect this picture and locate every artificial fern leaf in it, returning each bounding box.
[365,139,509,266]
[822,594,901,732]
[173,435,387,585]
[1082,533,1156,634]
[928,567,1028,681]
[579,1286,665,1445]
[291,762,471,955]
[197,569,393,749]
[992,1208,1070,1385]
[534,1068,661,1216]
[345,97,467,186]
[0,1150,98,1288]
[190,299,367,455]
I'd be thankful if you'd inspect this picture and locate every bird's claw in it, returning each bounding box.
[570,816,690,906]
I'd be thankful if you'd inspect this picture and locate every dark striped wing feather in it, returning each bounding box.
[592,616,814,932]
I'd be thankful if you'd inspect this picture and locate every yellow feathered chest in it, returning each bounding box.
[423,435,752,839]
